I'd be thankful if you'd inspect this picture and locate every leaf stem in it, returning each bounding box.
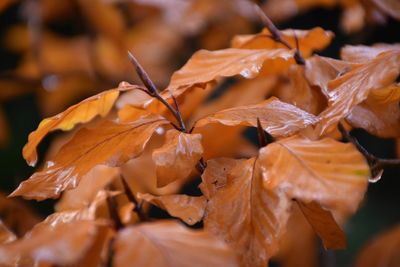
[338,123,400,177]
[120,175,147,221]
[253,4,305,65]
[256,118,274,148]
[127,51,187,132]
[106,193,124,230]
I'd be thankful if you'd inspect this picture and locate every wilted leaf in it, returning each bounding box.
[346,84,400,137]
[204,158,292,267]
[113,220,239,267]
[23,87,142,166]
[0,221,16,244]
[297,201,346,249]
[232,27,333,57]
[315,50,400,136]
[12,115,168,200]
[137,193,206,225]
[341,44,400,63]
[195,97,317,137]
[0,220,98,266]
[152,130,203,187]
[165,48,295,97]
[259,135,369,214]
[355,224,400,267]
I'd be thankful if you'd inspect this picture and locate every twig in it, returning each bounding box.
[119,175,147,221]
[256,118,274,147]
[106,193,124,230]
[253,4,305,65]
[338,123,400,178]
[127,51,187,132]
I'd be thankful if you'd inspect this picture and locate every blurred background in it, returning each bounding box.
[0,0,399,266]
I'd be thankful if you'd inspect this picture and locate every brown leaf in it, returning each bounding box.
[113,220,239,267]
[297,201,346,249]
[355,224,400,267]
[23,87,141,167]
[13,115,168,200]
[204,158,292,267]
[315,50,400,136]
[0,220,16,244]
[259,135,370,214]
[346,84,400,137]
[0,220,98,266]
[137,193,206,225]
[195,97,318,137]
[341,44,400,63]
[165,48,295,98]
[232,27,333,57]
[152,130,203,187]
[371,0,400,20]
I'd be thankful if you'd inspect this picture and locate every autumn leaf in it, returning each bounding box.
[113,220,239,267]
[355,224,400,267]
[341,44,400,63]
[165,48,295,98]
[0,221,16,244]
[315,50,400,136]
[195,97,318,137]
[231,27,333,57]
[203,157,292,267]
[152,129,203,187]
[137,193,206,225]
[23,86,143,167]
[297,201,346,249]
[0,220,98,266]
[259,135,370,214]
[370,0,400,20]
[12,114,168,200]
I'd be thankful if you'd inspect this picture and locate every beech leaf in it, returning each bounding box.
[204,158,292,267]
[113,220,239,267]
[137,193,206,225]
[297,201,346,249]
[195,97,318,137]
[23,86,142,166]
[11,115,168,200]
[152,130,203,187]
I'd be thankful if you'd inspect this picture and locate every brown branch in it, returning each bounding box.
[127,51,187,132]
[106,193,124,230]
[119,175,147,221]
[253,4,305,65]
[338,123,400,178]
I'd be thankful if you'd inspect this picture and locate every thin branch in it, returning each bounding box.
[120,175,147,221]
[127,51,187,132]
[253,4,305,65]
[106,193,124,230]
[338,123,400,177]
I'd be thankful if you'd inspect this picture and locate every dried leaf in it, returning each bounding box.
[13,115,168,200]
[315,50,400,136]
[232,27,333,57]
[341,44,400,63]
[297,201,346,249]
[152,130,203,187]
[355,224,400,267]
[371,0,400,20]
[259,136,370,214]
[165,48,295,97]
[0,221,16,244]
[113,220,239,267]
[137,193,206,225]
[0,220,98,266]
[195,97,317,137]
[204,158,292,267]
[23,87,140,166]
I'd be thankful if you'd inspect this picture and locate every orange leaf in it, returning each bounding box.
[137,193,206,225]
[355,224,400,267]
[0,220,16,244]
[113,220,239,267]
[315,50,400,136]
[204,158,291,267]
[297,201,346,249]
[232,27,333,57]
[165,48,295,97]
[152,130,203,187]
[23,86,142,166]
[259,135,370,214]
[0,220,98,266]
[195,97,317,137]
[341,44,400,63]
[13,115,168,200]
